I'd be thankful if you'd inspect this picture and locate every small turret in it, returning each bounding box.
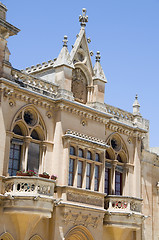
[54,36,74,100]
[92,51,107,104]
[133,94,141,116]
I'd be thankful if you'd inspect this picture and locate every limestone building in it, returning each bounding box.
[0,3,158,240]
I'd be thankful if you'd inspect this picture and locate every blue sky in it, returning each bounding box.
[4,0,159,147]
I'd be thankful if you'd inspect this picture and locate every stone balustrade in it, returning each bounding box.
[11,69,58,98]
[105,104,134,123]
[2,176,55,198]
[105,195,142,214]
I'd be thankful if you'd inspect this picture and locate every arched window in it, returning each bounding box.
[87,150,92,160]
[78,148,84,158]
[8,107,46,176]
[105,134,128,196]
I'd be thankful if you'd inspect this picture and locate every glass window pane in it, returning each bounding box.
[69,174,73,186]
[69,159,74,172]
[94,165,99,191]
[8,143,21,176]
[27,142,40,173]
[105,167,110,194]
[87,151,92,160]
[78,161,83,174]
[86,176,90,189]
[68,158,74,186]
[95,153,100,162]
[13,160,19,169]
[86,163,91,189]
[9,149,13,158]
[86,163,91,175]
[77,175,82,188]
[95,165,99,178]
[78,148,84,158]
[70,146,75,155]
[14,149,20,160]
[94,179,98,191]
[115,171,122,195]
[77,161,83,188]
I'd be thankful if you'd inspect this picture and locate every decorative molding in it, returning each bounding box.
[63,209,103,228]
[64,129,109,147]
[56,102,110,124]
[67,192,103,207]
[106,122,145,139]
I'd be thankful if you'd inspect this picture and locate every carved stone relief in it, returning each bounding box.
[72,68,87,104]
[67,192,103,207]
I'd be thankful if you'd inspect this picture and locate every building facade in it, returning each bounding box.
[0,3,158,240]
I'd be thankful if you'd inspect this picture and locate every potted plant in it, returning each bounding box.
[51,174,57,180]
[39,172,50,179]
[16,170,37,176]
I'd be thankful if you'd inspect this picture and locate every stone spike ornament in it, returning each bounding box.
[79,8,88,27]
[95,51,101,62]
[63,35,68,47]
[133,94,141,116]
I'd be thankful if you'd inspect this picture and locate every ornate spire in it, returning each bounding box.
[63,35,68,47]
[133,94,141,116]
[93,51,107,83]
[79,8,88,28]
[95,51,101,62]
[54,36,74,69]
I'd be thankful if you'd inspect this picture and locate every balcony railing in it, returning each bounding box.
[105,195,142,214]
[2,176,55,198]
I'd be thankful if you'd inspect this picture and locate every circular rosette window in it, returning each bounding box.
[23,109,38,126]
[111,136,121,151]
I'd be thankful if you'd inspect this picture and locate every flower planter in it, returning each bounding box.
[16,173,32,176]
[39,174,50,179]
[51,176,57,180]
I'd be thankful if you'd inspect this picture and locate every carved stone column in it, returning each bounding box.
[73,157,78,187]
[91,162,95,191]
[39,143,47,173]
[111,160,118,195]
[23,136,31,171]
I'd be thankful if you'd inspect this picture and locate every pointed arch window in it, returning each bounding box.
[8,108,46,176]
[105,134,128,196]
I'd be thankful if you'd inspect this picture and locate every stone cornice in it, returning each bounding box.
[0,18,20,36]
[106,121,147,138]
[63,129,109,148]
[0,78,149,134]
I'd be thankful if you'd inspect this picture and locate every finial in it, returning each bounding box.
[95,51,101,62]
[133,94,141,116]
[79,8,88,28]
[63,35,68,47]
[87,37,91,43]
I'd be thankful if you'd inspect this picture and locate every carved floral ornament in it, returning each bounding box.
[63,209,103,229]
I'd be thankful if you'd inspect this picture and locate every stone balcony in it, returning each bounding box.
[0,176,56,218]
[104,195,145,229]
